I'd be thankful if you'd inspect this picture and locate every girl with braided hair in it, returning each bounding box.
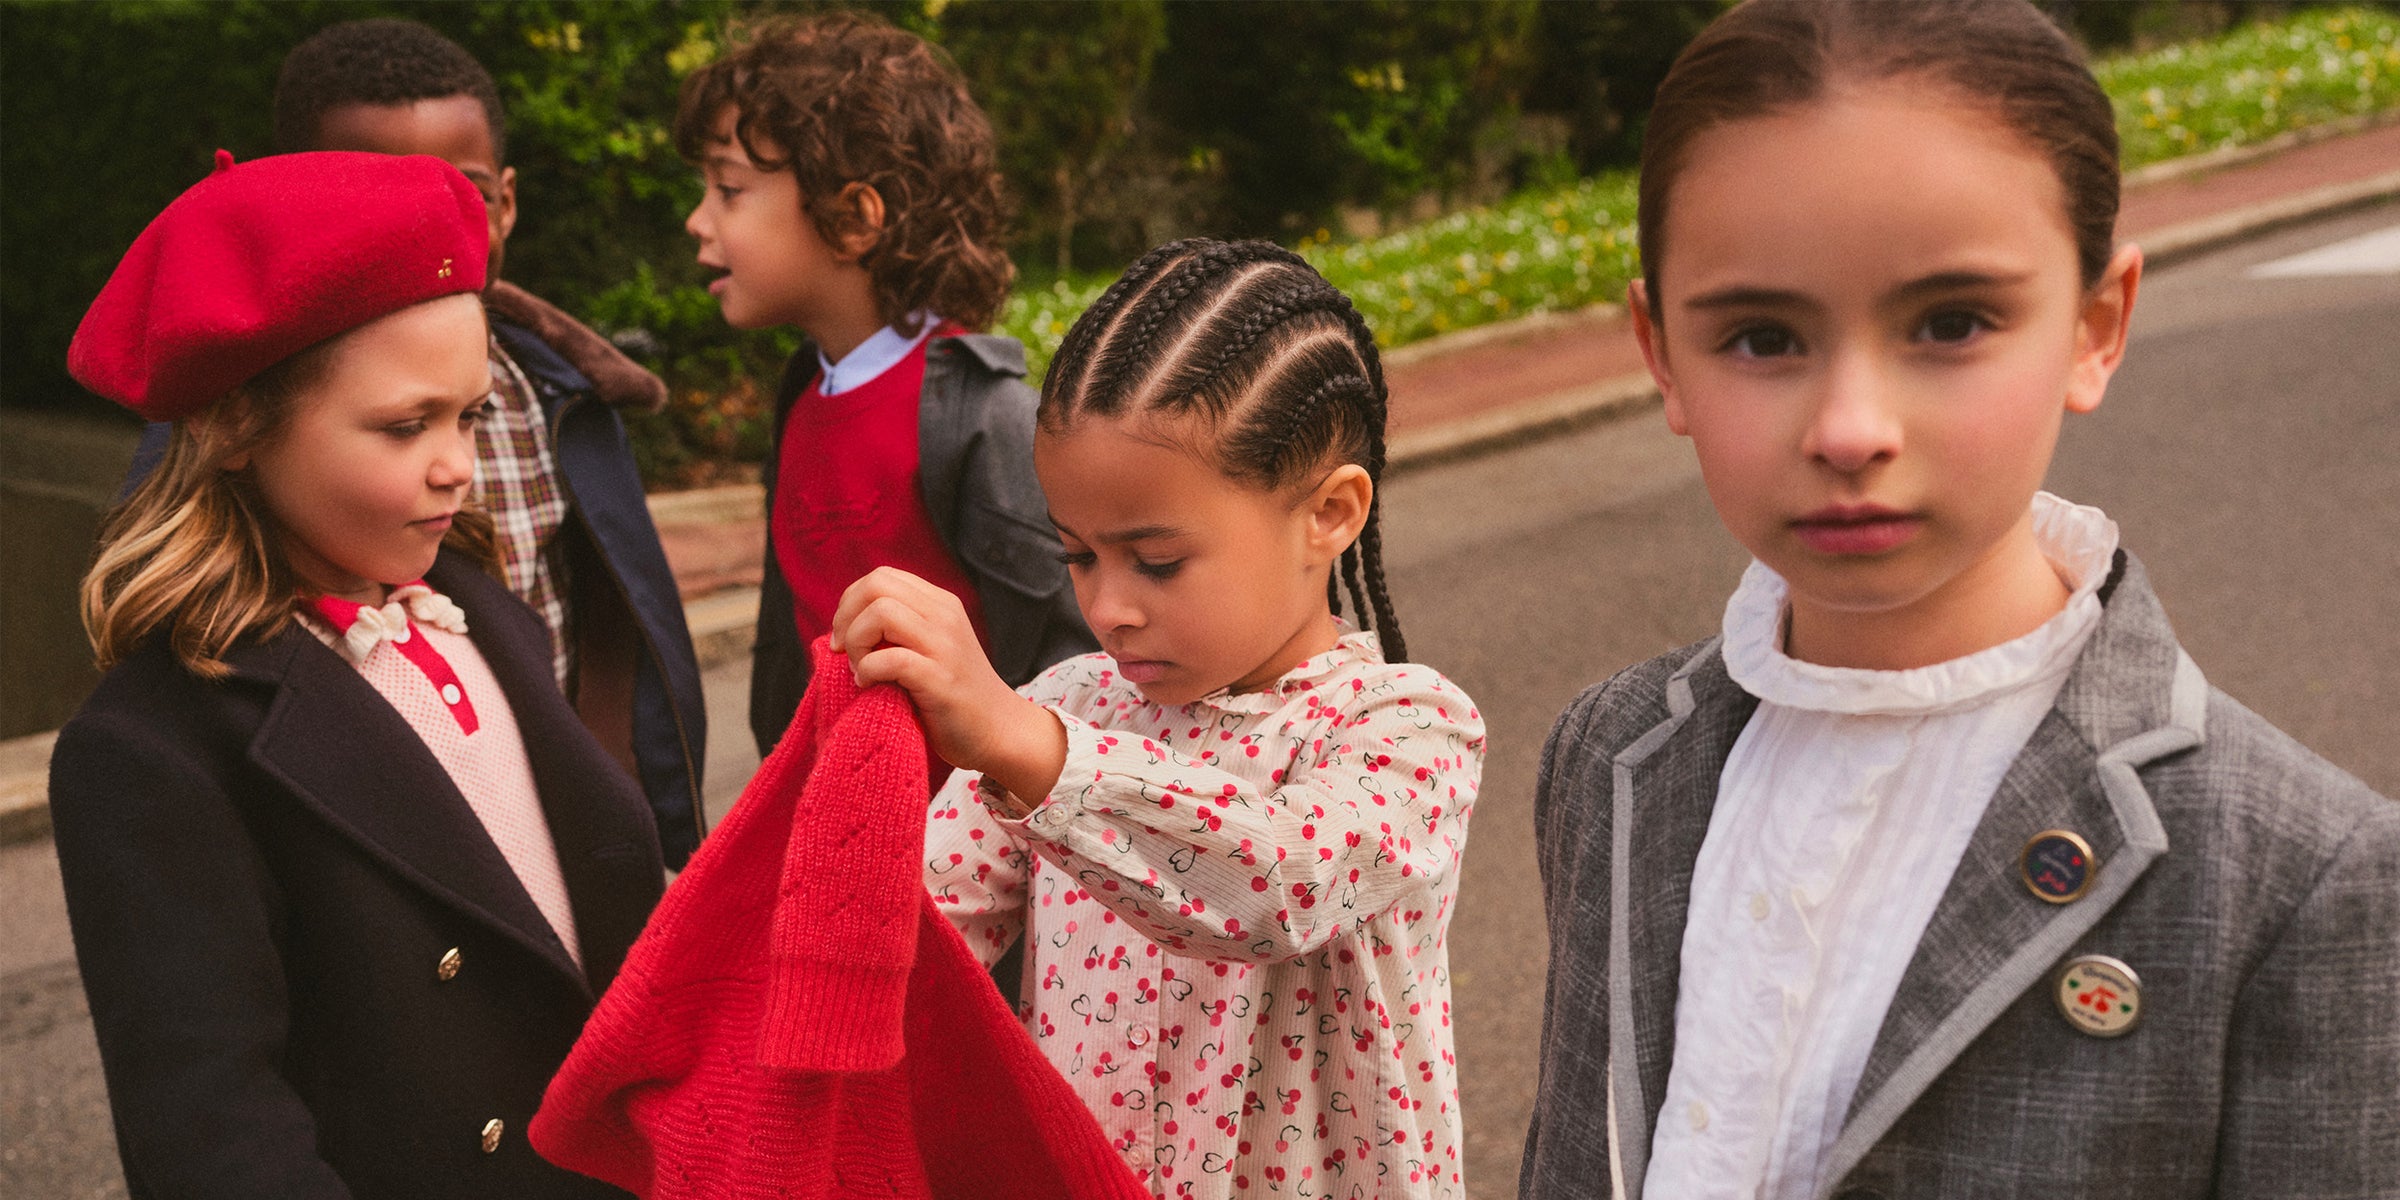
[832,238,1485,1197]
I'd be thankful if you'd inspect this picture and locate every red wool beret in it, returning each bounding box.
[68,149,489,421]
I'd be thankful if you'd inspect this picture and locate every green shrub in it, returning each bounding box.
[1283,6,2400,363]
[1305,171,1640,352]
[9,2,2394,490]
[2101,7,2400,168]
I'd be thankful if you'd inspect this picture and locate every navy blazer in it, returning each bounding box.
[49,550,662,1198]
[490,314,707,867]
[125,315,709,868]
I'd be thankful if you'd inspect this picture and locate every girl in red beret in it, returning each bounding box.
[49,150,661,1199]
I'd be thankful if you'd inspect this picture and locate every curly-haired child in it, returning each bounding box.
[673,10,1095,759]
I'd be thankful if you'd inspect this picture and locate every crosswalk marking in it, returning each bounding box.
[2248,222,2400,278]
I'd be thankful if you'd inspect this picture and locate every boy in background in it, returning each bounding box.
[272,19,709,866]
[673,11,1092,759]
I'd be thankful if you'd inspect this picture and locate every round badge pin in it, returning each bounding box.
[2019,829,2097,904]
[2055,954,2142,1037]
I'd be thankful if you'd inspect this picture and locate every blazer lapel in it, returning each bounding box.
[428,554,663,993]
[235,603,591,995]
[1608,641,1758,1198]
[1821,553,2204,1192]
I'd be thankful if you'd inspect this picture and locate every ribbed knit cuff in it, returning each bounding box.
[758,954,911,1073]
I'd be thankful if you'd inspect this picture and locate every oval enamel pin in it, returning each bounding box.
[2056,954,2142,1037]
[2020,829,2097,904]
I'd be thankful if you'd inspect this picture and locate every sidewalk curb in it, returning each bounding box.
[2119,110,2400,190]
[2137,169,2400,268]
[1379,303,1624,371]
[5,143,2397,850]
[685,585,761,672]
[1388,370,1659,476]
[1,731,58,845]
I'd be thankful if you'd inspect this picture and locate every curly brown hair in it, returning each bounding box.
[673,10,1015,332]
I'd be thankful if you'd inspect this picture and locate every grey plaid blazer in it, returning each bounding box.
[1521,553,2400,1200]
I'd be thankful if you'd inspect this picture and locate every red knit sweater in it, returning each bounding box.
[529,638,1146,1199]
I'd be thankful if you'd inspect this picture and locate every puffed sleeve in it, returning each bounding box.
[48,710,355,1198]
[995,665,1483,964]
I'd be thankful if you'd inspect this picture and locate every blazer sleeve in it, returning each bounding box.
[48,710,354,1199]
[920,340,1097,689]
[1520,677,1621,1195]
[2213,795,2400,1196]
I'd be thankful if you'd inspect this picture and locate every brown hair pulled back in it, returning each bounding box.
[1040,238,1405,661]
[1638,0,2119,321]
[673,11,1015,332]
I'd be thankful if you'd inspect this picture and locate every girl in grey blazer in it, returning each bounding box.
[1524,3,2399,1198]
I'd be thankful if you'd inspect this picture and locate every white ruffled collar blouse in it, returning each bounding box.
[1721,492,2121,716]
[1644,492,2120,1200]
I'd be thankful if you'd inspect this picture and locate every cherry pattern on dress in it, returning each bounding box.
[926,631,1485,1199]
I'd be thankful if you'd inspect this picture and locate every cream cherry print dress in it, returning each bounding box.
[927,630,1485,1199]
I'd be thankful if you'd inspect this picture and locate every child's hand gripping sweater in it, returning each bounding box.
[529,637,1146,1199]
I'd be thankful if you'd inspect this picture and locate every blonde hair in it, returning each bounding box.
[82,339,499,679]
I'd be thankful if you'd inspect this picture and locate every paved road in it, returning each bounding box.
[6,202,2395,1197]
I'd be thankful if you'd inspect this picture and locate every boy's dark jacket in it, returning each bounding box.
[49,547,662,1200]
[484,282,707,868]
[123,281,710,868]
[748,331,1096,754]
[1519,552,2400,1200]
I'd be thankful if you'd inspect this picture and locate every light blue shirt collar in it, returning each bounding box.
[816,314,939,396]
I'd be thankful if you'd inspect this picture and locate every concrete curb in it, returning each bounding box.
[1,731,58,845]
[1388,370,1660,475]
[1379,302,1624,370]
[2119,110,2400,190]
[2138,169,2400,268]
[685,585,761,672]
[6,144,2398,849]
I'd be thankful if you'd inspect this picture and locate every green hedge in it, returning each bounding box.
[2101,7,2400,166]
[6,3,2394,487]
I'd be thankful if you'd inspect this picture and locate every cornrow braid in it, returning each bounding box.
[1356,514,1404,661]
[1329,302,1393,476]
[1183,282,1338,395]
[1086,246,1266,413]
[1041,237,1408,660]
[1042,239,1192,407]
